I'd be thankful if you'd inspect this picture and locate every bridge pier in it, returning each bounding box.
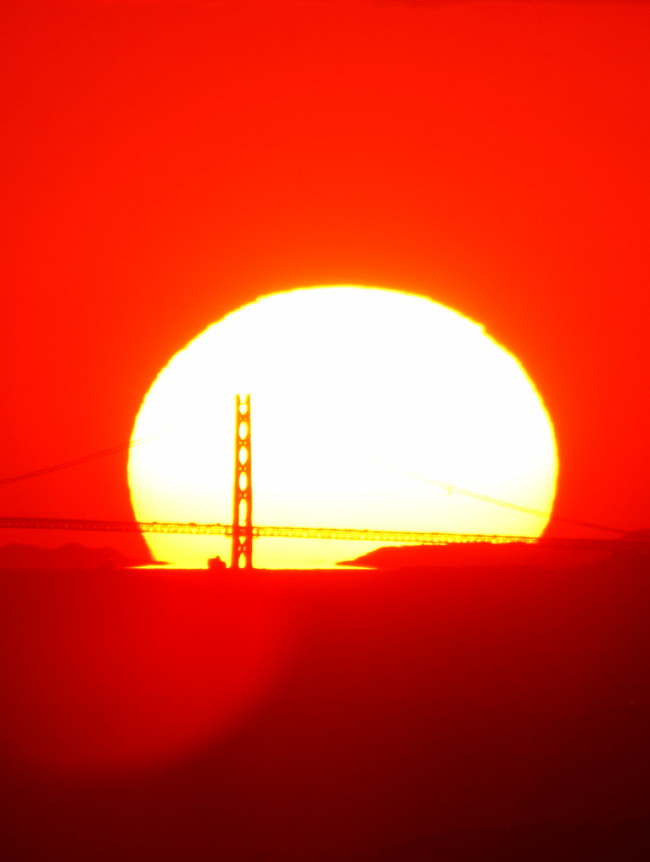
[231,394,253,570]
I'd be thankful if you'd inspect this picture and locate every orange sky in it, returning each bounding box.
[1,0,649,557]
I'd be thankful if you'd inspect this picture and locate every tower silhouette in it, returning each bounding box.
[231,394,253,569]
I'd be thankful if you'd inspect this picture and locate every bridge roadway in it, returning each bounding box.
[0,516,639,554]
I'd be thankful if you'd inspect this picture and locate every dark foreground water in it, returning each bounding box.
[0,557,649,861]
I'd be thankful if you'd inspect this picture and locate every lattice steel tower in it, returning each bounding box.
[231,394,253,569]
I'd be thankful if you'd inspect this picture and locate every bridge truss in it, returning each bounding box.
[0,516,638,554]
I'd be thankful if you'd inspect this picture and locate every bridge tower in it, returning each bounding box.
[231,394,253,569]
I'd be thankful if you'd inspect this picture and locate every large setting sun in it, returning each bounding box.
[128,286,558,568]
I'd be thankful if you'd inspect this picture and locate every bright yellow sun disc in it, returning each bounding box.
[128,286,558,568]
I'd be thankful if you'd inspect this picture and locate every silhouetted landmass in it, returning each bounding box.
[0,542,157,569]
[339,541,610,570]
[340,531,650,570]
[0,554,649,860]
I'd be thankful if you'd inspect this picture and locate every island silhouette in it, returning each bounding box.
[0,542,156,569]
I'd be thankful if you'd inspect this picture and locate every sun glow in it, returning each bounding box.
[128,286,558,568]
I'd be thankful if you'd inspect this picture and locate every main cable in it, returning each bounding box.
[402,468,626,536]
[0,432,160,486]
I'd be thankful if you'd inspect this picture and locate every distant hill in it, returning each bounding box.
[338,542,612,570]
[0,543,157,569]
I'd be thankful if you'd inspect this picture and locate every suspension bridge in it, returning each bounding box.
[0,395,640,569]
[0,516,623,548]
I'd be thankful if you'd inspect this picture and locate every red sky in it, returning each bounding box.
[1,0,649,555]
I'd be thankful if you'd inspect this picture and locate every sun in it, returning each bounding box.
[128,286,558,568]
